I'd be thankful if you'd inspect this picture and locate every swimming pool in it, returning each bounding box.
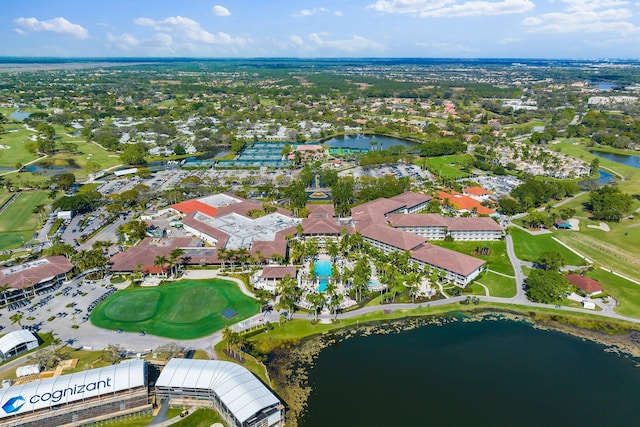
[315,259,332,293]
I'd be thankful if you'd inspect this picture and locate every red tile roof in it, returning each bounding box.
[261,266,297,279]
[389,191,433,209]
[565,274,604,293]
[0,256,74,290]
[463,187,490,196]
[110,237,194,273]
[387,213,448,228]
[359,223,427,251]
[352,198,405,223]
[251,239,288,260]
[301,217,343,235]
[438,191,497,215]
[307,204,335,219]
[410,244,485,277]
[171,200,218,218]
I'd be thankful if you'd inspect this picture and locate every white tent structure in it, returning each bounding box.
[156,358,284,427]
[0,359,147,422]
[0,330,38,361]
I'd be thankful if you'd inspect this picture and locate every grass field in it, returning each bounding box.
[421,154,471,179]
[477,270,516,298]
[431,239,514,276]
[508,226,587,266]
[0,124,39,167]
[585,269,640,318]
[90,279,259,339]
[0,190,48,250]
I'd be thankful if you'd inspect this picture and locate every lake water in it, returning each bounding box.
[321,135,417,151]
[592,151,640,169]
[300,319,640,427]
[8,110,30,121]
[596,169,614,185]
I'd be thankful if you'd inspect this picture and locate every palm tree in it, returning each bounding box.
[306,293,324,321]
[222,327,236,355]
[10,312,23,327]
[217,247,230,271]
[169,248,186,277]
[154,255,169,276]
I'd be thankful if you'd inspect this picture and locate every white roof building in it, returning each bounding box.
[0,330,38,360]
[0,359,146,420]
[156,358,284,427]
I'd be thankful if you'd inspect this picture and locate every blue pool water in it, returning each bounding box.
[315,259,332,292]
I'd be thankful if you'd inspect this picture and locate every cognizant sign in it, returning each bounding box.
[29,378,112,404]
[1,378,113,415]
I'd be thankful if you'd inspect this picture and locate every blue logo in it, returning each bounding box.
[2,396,26,414]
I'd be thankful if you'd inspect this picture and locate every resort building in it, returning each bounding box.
[410,245,485,285]
[0,256,74,304]
[0,330,38,361]
[155,358,285,427]
[438,191,498,217]
[0,360,149,427]
[386,215,502,241]
[253,266,297,293]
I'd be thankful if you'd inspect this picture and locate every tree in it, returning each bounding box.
[306,293,324,321]
[498,197,520,216]
[169,248,186,277]
[120,143,148,166]
[590,157,600,175]
[154,255,169,275]
[105,344,125,364]
[525,269,571,304]
[156,342,183,360]
[537,251,565,271]
[588,185,632,222]
[10,312,23,326]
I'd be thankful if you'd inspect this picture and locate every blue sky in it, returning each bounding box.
[1,0,639,58]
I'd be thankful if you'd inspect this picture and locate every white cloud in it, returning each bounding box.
[106,32,140,50]
[523,2,638,34]
[368,0,533,16]
[334,11,344,16]
[416,41,479,52]
[134,16,248,46]
[14,17,89,39]
[294,7,347,17]
[213,5,231,16]
[14,28,28,36]
[289,35,304,46]
[306,33,384,52]
[499,37,521,44]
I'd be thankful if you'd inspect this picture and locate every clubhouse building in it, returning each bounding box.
[0,256,74,305]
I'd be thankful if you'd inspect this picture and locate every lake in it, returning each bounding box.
[8,110,30,121]
[321,134,417,151]
[300,318,640,427]
[596,169,614,185]
[592,151,640,169]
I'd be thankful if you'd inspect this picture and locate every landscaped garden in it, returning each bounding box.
[90,279,259,339]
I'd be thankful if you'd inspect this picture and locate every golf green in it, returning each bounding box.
[90,279,259,339]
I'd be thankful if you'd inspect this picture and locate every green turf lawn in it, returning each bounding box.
[171,408,226,427]
[0,124,39,167]
[477,270,516,298]
[555,219,640,282]
[585,268,640,318]
[422,154,471,179]
[430,239,515,276]
[0,190,48,250]
[508,226,587,266]
[91,279,259,339]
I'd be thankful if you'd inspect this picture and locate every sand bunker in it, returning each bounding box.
[587,222,611,232]
[568,218,580,230]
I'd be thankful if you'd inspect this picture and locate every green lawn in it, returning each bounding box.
[0,190,48,250]
[0,124,39,167]
[171,408,226,427]
[421,154,471,179]
[586,269,640,318]
[431,239,514,276]
[508,226,587,266]
[555,222,640,282]
[91,279,259,339]
[477,270,516,298]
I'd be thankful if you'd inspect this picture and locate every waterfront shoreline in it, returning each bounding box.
[264,310,640,427]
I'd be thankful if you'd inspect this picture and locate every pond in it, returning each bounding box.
[8,110,31,121]
[300,318,640,427]
[592,150,640,169]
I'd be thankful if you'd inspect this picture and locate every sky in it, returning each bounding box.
[1,0,639,59]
